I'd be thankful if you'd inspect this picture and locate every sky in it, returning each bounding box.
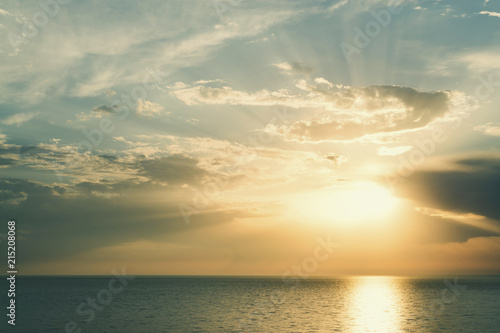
[0,0,499,276]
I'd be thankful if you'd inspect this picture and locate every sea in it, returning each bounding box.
[1,276,499,332]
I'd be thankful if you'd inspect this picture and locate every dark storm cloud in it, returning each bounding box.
[97,154,118,161]
[92,105,117,113]
[394,155,500,221]
[20,145,46,154]
[405,205,498,243]
[0,177,252,264]
[0,139,246,265]
[0,157,17,166]
[138,154,210,184]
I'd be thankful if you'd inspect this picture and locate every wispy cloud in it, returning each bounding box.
[474,123,500,136]
[479,10,500,18]
[327,0,348,12]
[272,61,314,75]
[0,8,13,16]
[136,99,167,117]
[378,146,412,156]
[0,2,307,102]
[416,207,500,234]
[170,79,459,142]
[2,112,38,126]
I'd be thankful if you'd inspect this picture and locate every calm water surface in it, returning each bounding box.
[1,276,499,332]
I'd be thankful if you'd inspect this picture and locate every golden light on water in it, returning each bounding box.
[346,277,402,332]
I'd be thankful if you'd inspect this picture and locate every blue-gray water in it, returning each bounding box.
[1,276,499,332]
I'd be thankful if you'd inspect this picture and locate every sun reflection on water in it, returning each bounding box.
[346,277,403,333]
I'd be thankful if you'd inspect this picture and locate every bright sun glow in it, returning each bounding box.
[290,182,398,225]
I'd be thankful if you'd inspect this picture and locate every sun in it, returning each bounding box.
[290,182,398,225]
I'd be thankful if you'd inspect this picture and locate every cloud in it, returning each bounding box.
[170,82,297,106]
[0,131,343,192]
[314,77,334,87]
[138,155,209,185]
[0,8,12,16]
[0,1,306,103]
[272,61,314,75]
[325,154,348,166]
[0,129,347,268]
[416,207,500,235]
[245,33,277,44]
[119,133,343,187]
[278,86,452,142]
[0,137,142,183]
[474,123,500,136]
[479,10,500,18]
[393,154,500,226]
[73,70,120,97]
[416,207,500,234]
[136,99,166,117]
[2,112,39,126]
[170,80,455,142]
[328,0,348,12]
[0,157,17,167]
[75,105,119,121]
[0,177,252,265]
[92,105,117,113]
[454,52,500,72]
[378,146,412,156]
